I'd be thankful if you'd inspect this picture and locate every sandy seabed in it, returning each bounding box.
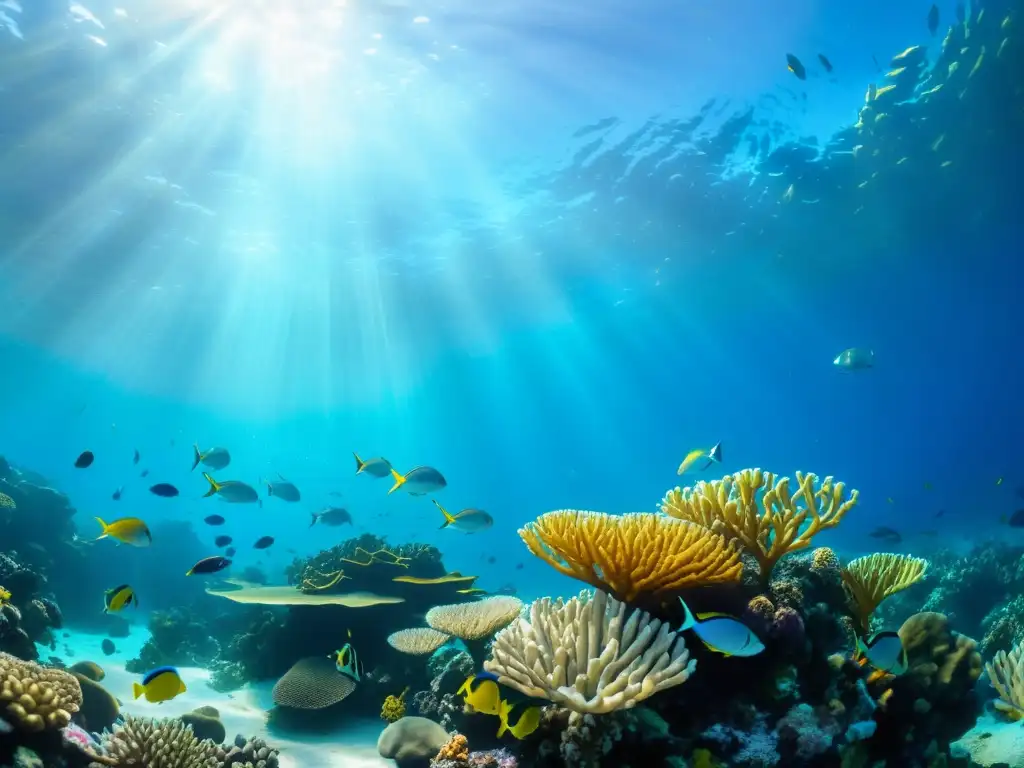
[58,625,390,768]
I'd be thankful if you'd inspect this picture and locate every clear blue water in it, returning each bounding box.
[1,0,1022,609]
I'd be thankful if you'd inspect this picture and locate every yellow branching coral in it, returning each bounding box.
[380,687,408,723]
[484,589,695,714]
[662,468,858,584]
[300,569,348,592]
[387,628,452,655]
[986,639,1024,720]
[842,553,928,633]
[518,510,742,602]
[0,652,82,731]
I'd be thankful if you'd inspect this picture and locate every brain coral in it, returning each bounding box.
[0,651,82,731]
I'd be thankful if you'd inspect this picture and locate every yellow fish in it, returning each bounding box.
[0,492,15,509]
[132,667,186,703]
[497,699,542,739]
[676,442,722,476]
[103,584,137,613]
[0,587,11,605]
[95,517,151,547]
[457,672,502,716]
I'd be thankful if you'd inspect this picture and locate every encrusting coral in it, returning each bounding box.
[842,553,929,633]
[484,588,695,714]
[96,714,219,767]
[0,651,82,731]
[984,637,1024,720]
[518,510,742,602]
[662,469,858,584]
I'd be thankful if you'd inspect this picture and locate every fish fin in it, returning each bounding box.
[696,611,734,620]
[132,683,145,700]
[179,681,187,693]
[388,468,406,494]
[699,459,713,471]
[497,702,511,738]
[353,451,365,473]
[309,513,319,528]
[201,473,220,498]
[94,517,108,540]
[191,444,201,471]
[434,499,455,528]
[677,597,696,631]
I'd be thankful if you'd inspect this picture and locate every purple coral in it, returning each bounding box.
[776,703,840,759]
[771,607,806,647]
[467,748,517,768]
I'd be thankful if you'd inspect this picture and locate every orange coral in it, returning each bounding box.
[662,469,858,584]
[518,510,742,602]
[435,733,469,763]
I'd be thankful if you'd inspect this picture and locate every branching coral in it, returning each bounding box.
[985,638,1024,720]
[842,553,929,633]
[484,588,695,714]
[662,468,858,584]
[518,510,742,602]
[0,651,82,731]
[98,715,219,767]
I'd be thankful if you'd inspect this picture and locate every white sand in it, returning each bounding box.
[59,626,390,768]
[955,712,1024,768]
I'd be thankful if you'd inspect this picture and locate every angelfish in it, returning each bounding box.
[678,598,764,657]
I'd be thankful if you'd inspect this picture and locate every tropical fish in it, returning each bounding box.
[186,556,231,576]
[928,3,940,35]
[103,584,137,613]
[0,492,14,509]
[676,441,723,475]
[264,476,300,502]
[132,667,186,703]
[856,631,908,675]
[253,536,275,549]
[140,469,149,478]
[833,347,874,370]
[201,473,259,504]
[111,487,123,501]
[101,638,115,655]
[0,586,10,604]
[817,53,833,73]
[869,526,902,544]
[497,699,542,739]
[333,642,364,682]
[678,598,764,656]
[74,451,94,468]
[133,448,140,465]
[388,466,447,496]
[310,507,353,527]
[224,547,236,557]
[214,535,232,547]
[458,672,503,715]
[353,452,393,478]
[149,483,179,498]
[95,517,152,547]
[786,53,806,80]
[192,445,231,471]
[434,499,493,532]
[204,515,226,526]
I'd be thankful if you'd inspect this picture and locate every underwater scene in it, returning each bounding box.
[1,0,1024,766]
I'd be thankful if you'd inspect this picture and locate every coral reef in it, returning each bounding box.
[126,608,221,673]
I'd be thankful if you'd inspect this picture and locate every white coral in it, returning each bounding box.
[483,589,695,714]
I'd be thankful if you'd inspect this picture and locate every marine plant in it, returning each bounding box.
[661,468,858,585]
[518,510,742,602]
[484,588,695,713]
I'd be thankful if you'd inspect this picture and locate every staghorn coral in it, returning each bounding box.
[0,651,81,731]
[662,468,858,584]
[518,510,742,602]
[985,638,1024,720]
[842,553,929,633]
[97,715,219,767]
[271,656,357,709]
[484,588,695,714]
[388,628,452,655]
